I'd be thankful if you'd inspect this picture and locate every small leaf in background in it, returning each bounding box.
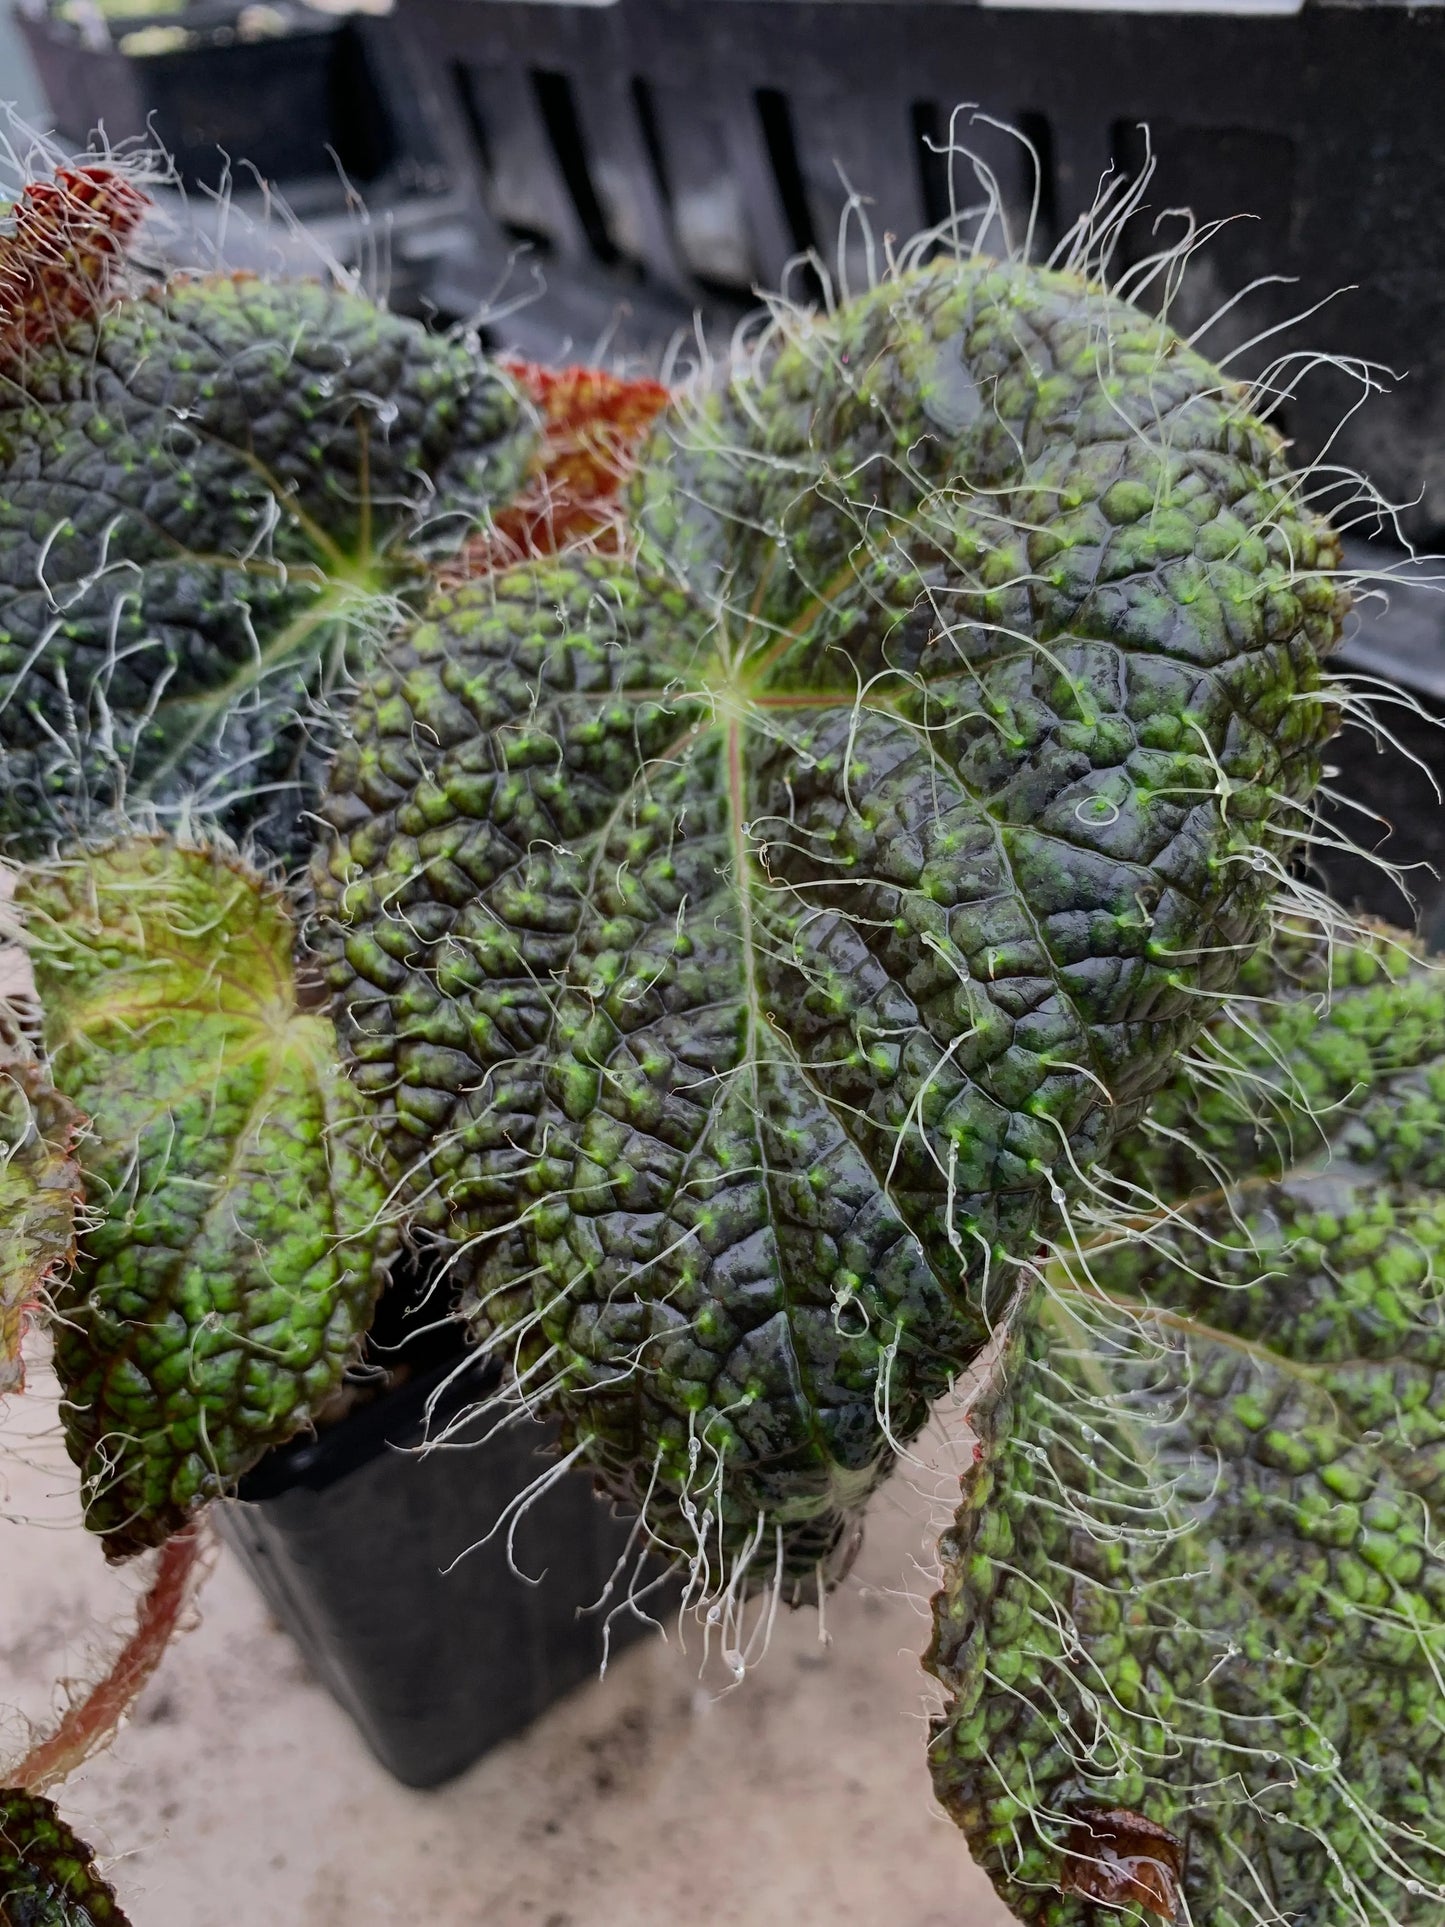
[926,934,1445,1924]
[19,838,391,1557]
[469,360,669,566]
[0,164,146,374]
[0,1788,130,1925]
[0,1036,83,1395]
[0,200,537,855]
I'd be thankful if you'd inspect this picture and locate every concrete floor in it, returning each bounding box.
[1,1356,1013,1926]
[0,881,1011,1923]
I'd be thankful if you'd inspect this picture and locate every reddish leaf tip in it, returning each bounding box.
[453,359,669,576]
[0,164,148,373]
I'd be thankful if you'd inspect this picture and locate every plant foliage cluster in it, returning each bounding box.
[0,150,1439,1925]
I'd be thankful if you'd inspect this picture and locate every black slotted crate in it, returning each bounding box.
[404,0,1445,932]
[15,1,403,193]
[403,0,1445,549]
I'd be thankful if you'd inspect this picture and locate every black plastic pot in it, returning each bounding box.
[15,0,399,193]
[217,1348,662,1789]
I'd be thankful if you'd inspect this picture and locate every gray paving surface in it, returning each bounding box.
[1,1356,1013,1926]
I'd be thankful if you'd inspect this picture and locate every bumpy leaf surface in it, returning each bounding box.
[0,275,533,856]
[1100,917,1444,1195]
[927,936,1445,1922]
[0,1791,129,1926]
[21,838,389,1556]
[0,1036,82,1394]
[315,259,1345,1581]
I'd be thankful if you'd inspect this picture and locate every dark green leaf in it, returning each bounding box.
[0,1790,129,1926]
[315,259,1345,1586]
[0,276,533,857]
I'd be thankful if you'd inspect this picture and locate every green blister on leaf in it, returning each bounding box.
[927,932,1445,1923]
[315,258,1346,1584]
[0,274,534,856]
[19,837,391,1556]
[0,1032,83,1394]
[0,1790,130,1926]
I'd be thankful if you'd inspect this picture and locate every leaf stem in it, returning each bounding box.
[15,1524,208,1794]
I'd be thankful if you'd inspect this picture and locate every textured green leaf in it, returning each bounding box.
[20,837,390,1556]
[314,259,1346,1585]
[0,1790,129,1926]
[0,275,534,856]
[0,1034,82,1394]
[1106,921,1445,1205]
[927,937,1445,1923]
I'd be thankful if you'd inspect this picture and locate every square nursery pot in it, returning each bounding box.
[15,0,399,192]
[217,1348,663,1789]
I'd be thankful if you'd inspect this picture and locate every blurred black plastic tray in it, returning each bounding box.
[15,0,440,201]
[397,0,1445,547]
[20,1,350,191]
